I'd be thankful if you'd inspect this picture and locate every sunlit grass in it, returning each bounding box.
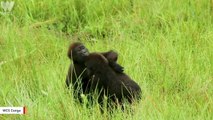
[0,0,213,119]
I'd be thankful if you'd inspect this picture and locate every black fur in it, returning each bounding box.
[66,42,124,103]
[85,53,141,105]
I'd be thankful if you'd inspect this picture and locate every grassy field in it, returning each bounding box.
[0,0,213,119]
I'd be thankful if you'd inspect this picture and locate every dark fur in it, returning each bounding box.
[66,42,124,102]
[85,53,141,105]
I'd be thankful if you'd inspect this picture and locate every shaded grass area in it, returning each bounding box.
[0,0,213,119]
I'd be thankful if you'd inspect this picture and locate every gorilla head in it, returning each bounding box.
[67,42,89,63]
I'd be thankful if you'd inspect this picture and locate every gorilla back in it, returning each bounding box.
[85,53,141,104]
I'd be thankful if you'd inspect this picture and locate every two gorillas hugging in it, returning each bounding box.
[66,42,141,109]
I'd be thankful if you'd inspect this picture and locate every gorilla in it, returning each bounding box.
[66,42,124,102]
[85,53,141,106]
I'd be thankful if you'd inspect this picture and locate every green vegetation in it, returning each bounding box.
[0,0,212,119]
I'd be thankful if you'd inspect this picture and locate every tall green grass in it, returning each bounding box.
[0,0,213,119]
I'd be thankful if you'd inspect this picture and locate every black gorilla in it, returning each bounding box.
[66,42,124,102]
[85,53,141,105]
